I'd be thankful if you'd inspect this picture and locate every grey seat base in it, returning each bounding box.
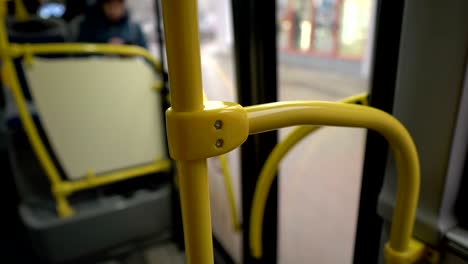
[20,184,172,263]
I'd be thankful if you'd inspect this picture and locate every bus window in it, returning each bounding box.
[277,0,374,263]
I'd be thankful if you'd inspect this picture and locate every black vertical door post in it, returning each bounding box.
[231,0,278,263]
[353,0,405,263]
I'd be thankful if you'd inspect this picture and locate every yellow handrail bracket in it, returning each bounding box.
[166,101,248,160]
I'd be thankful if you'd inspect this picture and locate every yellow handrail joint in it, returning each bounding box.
[166,101,249,161]
[23,44,35,66]
[56,196,75,217]
[52,182,74,197]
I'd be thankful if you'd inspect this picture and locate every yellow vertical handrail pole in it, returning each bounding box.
[160,0,214,264]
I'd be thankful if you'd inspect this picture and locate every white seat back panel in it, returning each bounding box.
[24,57,166,180]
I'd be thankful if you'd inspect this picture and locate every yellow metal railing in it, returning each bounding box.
[247,93,432,263]
[0,3,171,217]
[245,101,424,263]
[160,0,427,264]
[249,93,369,258]
[8,43,162,72]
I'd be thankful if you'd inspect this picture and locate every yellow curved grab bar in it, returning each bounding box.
[246,101,421,263]
[249,93,368,259]
[7,43,162,72]
[218,154,241,231]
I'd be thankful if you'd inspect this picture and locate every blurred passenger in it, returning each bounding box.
[77,0,147,48]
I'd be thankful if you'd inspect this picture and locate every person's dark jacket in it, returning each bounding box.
[77,5,147,48]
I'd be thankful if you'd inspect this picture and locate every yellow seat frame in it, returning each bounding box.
[0,5,171,218]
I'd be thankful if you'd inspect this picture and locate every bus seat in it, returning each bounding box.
[2,16,69,206]
[20,185,172,263]
[8,56,171,263]
[22,56,167,180]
